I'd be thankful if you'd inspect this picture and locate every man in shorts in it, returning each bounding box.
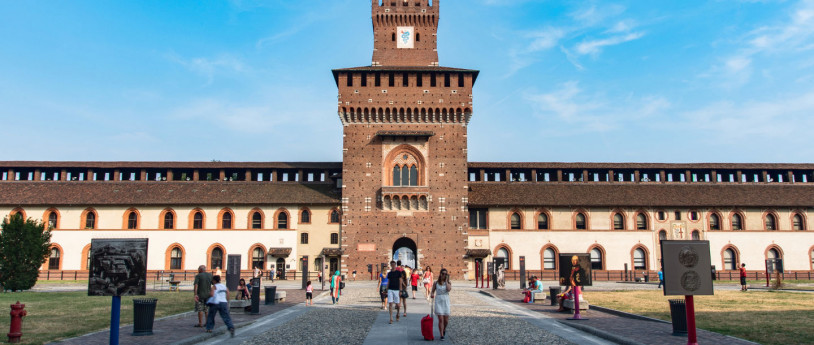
[193,265,212,328]
[386,260,405,324]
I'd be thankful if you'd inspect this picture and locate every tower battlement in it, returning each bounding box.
[372,0,439,14]
[372,0,439,66]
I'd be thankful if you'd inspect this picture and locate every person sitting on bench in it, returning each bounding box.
[528,276,544,303]
[236,279,251,300]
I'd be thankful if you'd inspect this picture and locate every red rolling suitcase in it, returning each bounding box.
[421,301,434,341]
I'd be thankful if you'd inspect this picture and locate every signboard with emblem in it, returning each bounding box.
[397,26,414,48]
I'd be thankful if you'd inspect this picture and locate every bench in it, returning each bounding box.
[275,291,286,303]
[562,298,589,310]
[531,291,546,303]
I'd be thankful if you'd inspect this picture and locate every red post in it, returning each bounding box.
[474,262,480,288]
[765,267,770,287]
[486,273,490,288]
[685,295,698,345]
[8,301,26,343]
[570,286,584,319]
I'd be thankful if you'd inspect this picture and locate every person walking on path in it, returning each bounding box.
[205,275,235,337]
[740,263,748,291]
[377,269,389,310]
[399,263,408,317]
[306,280,314,306]
[410,269,420,299]
[330,270,342,304]
[422,267,433,300]
[193,265,212,328]
[386,261,406,324]
[431,268,452,341]
[657,269,664,289]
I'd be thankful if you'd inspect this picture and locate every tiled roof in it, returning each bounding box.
[467,162,814,170]
[0,182,341,206]
[0,161,342,169]
[467,182,814,208]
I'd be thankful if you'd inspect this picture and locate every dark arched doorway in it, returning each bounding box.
[393,237,418,269]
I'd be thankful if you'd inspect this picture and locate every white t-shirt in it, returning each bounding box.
[213,283,228,304]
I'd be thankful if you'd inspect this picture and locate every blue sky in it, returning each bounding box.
[1,0,813,163]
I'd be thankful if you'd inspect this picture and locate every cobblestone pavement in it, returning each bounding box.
[488,289,757,345]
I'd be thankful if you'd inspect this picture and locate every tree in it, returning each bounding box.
[0,214,52,291]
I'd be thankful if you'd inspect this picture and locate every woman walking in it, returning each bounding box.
[377,268,389,310]
[422,266,433,299]
[330,270,342,304]
[431,268,452,341]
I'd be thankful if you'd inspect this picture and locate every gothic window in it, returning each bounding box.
[510,212,521,229]
[537,213,549,230]
[793,214,805,230]
[251,211,263,229]
[163,211,174,229]
[389,150,422,186]
[170,247,183,270]
[126,211,138,229]
[633,248,647,270]
[47,211,58,229]
[636,213,648,230]
[193,211,204,229]
[222,211,233,229]
[613,213,625,230]
[709,213,720,230]
[85,211,96,229]
[543,248,556,270]
[210,247,224,270]
[301,209,311,223]
[575,213,587,230]
[330,209,341,223]
[765,213,777,230]
[731,213,743,230]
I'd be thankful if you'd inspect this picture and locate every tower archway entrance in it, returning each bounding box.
[392,237,418,269]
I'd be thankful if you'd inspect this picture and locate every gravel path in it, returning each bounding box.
[241,288,378,345]
[446,289,574,345]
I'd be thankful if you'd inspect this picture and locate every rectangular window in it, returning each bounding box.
[402,72,409,87]
[657,211,665,221]
[388,73,395,87]
[330,233,339,244]
[361,72,367,87]
[300,233,308,244]
[458,73,464,87]
[431,73,436,87]
[417,73,423,87]
[469,208,487,229]
[375,72,381,87]
[444,73,450,87]
[674,211,681,220]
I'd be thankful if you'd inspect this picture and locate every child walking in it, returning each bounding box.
[306,280,314,306]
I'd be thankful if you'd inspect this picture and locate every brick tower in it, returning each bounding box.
[332,0,478,279]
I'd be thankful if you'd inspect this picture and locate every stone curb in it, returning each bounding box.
[588,305,670,324]
[555,320,646,345]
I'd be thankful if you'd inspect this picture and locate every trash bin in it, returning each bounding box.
[643,272,650,282]
[668,299,687,335]
[549,286,561,306]
[132,298,158,336]
[265,286,277,305]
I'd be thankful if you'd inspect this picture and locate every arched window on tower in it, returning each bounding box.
[731,213,743,230]
[709,213,720,230]
[576,213,587,230]
[636,213,647,230]
[613,213,625,230]
[765,213,777,230]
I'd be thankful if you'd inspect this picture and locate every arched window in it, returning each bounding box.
[170,247,183,270]
[613,213,625,230]
[590,248,603,270]
[575,213,587,230]
[331,233,339,244]
[692,230,700,240]
[768,247,781,260]
[330,209,340,224]
[84,210,97,229]
[537,213,549,230]
[301,209,311,223]
[543,248,556,270]
[633,247,647,270]
[658,230,667,241]
[723,248,737,270]
[48,247,60,270]
[252,247,265,269]
[277,212,288,229]
[47,211,58,229]
[709,213,720,230]
[193,211,204,229]
[222,212,233,229]
[731,213,743,230]
[163,211,174,229]
[510,212,521,229]
[765,213,777,230]
[495,247,510,270]
[636,213,647,230]
[793,214,805,230]
[409,165,417,185]
[251,211,263,229]
[210,247,224,270]
[301,233,309,244]
[393,166,401,186]
[388,149,424,187]
[126,210,139,229]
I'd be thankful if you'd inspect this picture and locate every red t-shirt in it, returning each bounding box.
[739,267,747,277]
[411,273,420,286]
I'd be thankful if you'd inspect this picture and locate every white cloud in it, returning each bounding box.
[575,32,645,56]
[170,99,278,134]
[167,54,249,86]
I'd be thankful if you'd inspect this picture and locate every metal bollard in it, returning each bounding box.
[8,301,27,343]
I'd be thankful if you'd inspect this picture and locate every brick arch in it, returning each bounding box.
[273,208,291,229]
[44,243,64,270]
[572,209,590,230]
[707,210,723,231]
[633,209,650,230]
[299,207,312,224]
[10,207,26,220]
[762,210,780,231]
[165,243,186,270]
[720,244,741,270]
[43,207,61,229]
[247,208,265,229]
[507,208,524,230]
[217,208,235,230]
[534,208,552,230]
[206,243,227,271]
[80,208,98,230]
[630,244,650,270]
[122,208,141,230]
[81,243,92,270]
[159,208,177,230]
[540,244,560,271]
[384,144,427,186]
[493,244,513,270]
[188,208,206,229]
[248,243,267,270]
[610,209,627,230]
[790,210,807,230]
[587,244,606,270]
[729,210,745,231]
[764,244,784,260]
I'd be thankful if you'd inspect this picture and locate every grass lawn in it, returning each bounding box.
[587,290,814,345]
[0,291,192,345]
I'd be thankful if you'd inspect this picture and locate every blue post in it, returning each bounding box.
[110,296,121,345]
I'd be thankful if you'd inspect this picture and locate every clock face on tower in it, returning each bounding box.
[397,26,415,49]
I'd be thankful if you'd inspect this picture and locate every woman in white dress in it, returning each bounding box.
[431,268,452,341]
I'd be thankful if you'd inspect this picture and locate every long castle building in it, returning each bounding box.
[3,0,814,280]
